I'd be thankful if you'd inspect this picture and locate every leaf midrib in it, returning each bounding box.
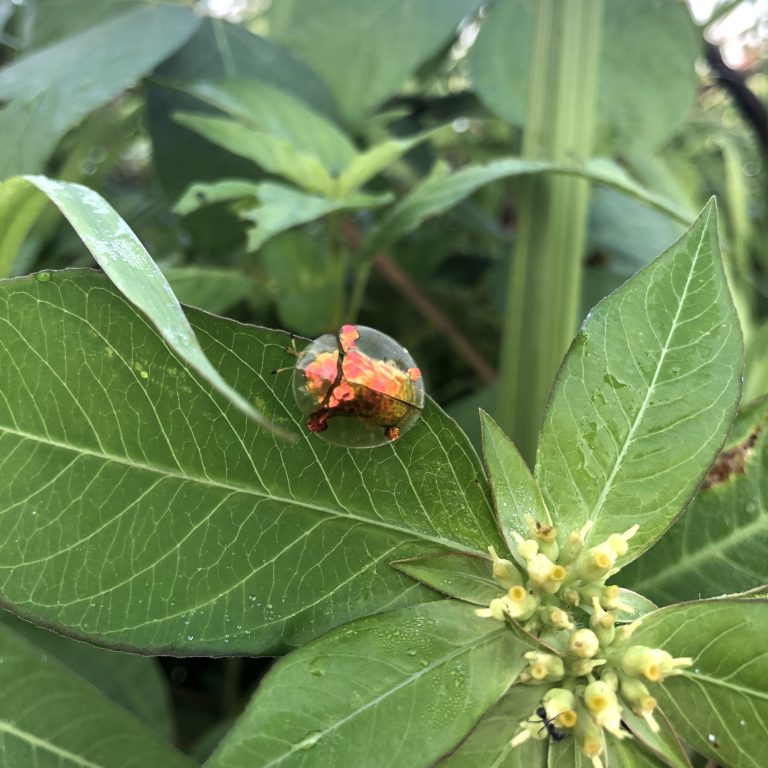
[246,626,508,768]
[0,424,483,556]
[0,718,104,768]
[588,207,711,526]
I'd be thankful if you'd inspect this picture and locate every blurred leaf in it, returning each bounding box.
[177,179,390,253]
[183,80,356,174]
[204,601,526,768]
[0,5,199,179]
[19,0,175,49]
[632,600,768,768]
[480,411,551,546]
[269,0,484,123]
[366,157,691,252]
[621,708,692,768]
[620,399,768,604]
[446,384,498,454]
[745,322,768,403]
[0,270,504,654]
[259,229,338,336]
[0,611,173,739]
[470,0,699,153]
[0,175,290,436]
[174,113,337,196]
[0,623,193,767]
[391,552,499,604]
[163,266,257,315]
[536,201,742,562]
[146,18,338,198]
[583,186,688,315]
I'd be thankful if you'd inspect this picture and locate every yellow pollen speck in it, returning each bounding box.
[587,694,609,713]
[531,663,548,679]
[593,551,612,568]
[559,710,578,727]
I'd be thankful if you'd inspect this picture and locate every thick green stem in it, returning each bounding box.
[497,0,603,465]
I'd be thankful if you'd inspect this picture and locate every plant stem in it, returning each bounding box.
[497,0,603,465]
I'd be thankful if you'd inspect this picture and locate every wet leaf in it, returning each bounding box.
[621,399,768,604]
[391,552,499,605]
[536,201,742,561]
[0,270,503,654]
[204,601,525,768]
[632,600,768,768]
[480,411,551,548]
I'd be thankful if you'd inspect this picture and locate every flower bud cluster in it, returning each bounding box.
[475,520,692,767]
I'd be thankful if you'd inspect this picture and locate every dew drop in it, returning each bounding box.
[406,648,417,657]
[36,271,51,282]
[708,734,717,743]
[187,635,194,641]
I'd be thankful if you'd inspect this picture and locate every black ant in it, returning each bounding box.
[533,706,568,741]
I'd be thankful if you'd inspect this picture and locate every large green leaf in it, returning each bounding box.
[204,601,524,768]
[0,623,193,768]
[181,80,356,175]
[146,18,337,198]
[632,600,768,768]
[469,0,699,153]
[0,611,172,738]
[0,4,198,179]
[365,158,691,253]
[436,684,548,767]
[620,398,768,604]
[0,175,288,436]
[268,0,483,123]
[0,270,503,654]
[173,113,336,196]
[535,201,742,560]
[481,411,550,548]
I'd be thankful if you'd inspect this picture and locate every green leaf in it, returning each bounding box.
[481,410,551,548]
[620,399,768,604]
[163,266,258,315]
[632,600,768,768]
[621,708,692,768]
[173,113,337,196]
[268,0,483,123]
[613,589,657,623]
[435,684,548,767]
[604,736,672,767]
[0,623,194,768]
[146,18,338,198]
[535,200,742,560]
[182,80,356,174]
[0,270,504,654]
[176,180,390,254]
[469,0,699,153]
[0,175,289,437]
[0,611,173,738]
[205,601,525,768]
[365,157,692,252]
[238,184,391,252]
[391,552,500,605]
[259,230,338,336]
[335,132,436,197]
[0,5,199,178]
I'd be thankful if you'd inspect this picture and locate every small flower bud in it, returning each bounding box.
[574,708,603,762]
[620,676,659,732]
[590,596,616,645]
[568,657,607,677]
[488,547,523,589]
[558,529,585,565]
[563,588,581,607]
[576,543,617,582]
[622,646,692,682]
[584,681,625,738]
[505,585,538,620]
[569,628,601,658]
[543,606,574,630]
[524,651,565,682]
